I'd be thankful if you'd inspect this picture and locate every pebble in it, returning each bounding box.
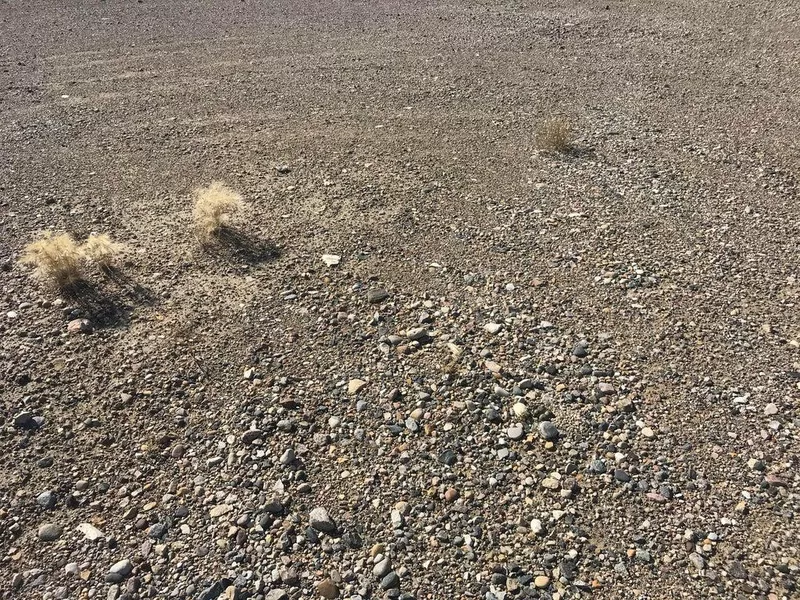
[36,490,57,509]
[764,403,778,415]
[309,507,337,533]
[67,318,93,334]
[512,402,528,418]
[374,557,392,578]
[321,254,341,267]
[78,522,105,541]
[13,411,36,428]
[507,426,524,441]
[689,553,705,570]
[534,575,550,588]
[641,427,655,438]
[406,327,429,341]
[264,591,289,600]
[316,579,339,599]
[210,504,232,518]
[348,379,368,395]
[538,421,559,441]
[106,559,133,583]
[380,571,400,590]
[530,519,544,536]
[444,487,460,502]
[242,429,264,444]
[484,323,503,334]
[37,523,63,541]
[367,288,390,304]
[614,469,631,482]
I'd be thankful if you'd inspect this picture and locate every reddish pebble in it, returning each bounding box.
[444,487,460,502]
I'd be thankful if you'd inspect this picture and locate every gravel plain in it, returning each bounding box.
[1,1,799,600]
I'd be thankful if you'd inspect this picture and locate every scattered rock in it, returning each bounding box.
[316,579,339,599]
[367,288,390,304]
[538,421,559,441]
[484,323,503,334]
[309,507,337,533]
[77,522,105,541]
[321,254,341,267]
[348,379,368,395]
[67,318,93,334]
[37,523,63,541]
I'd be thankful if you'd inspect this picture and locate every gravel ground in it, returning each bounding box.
[1,1,799,599]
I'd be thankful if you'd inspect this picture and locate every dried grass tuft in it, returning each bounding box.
[20,231,83,288]
[193,181,245,241]
[536,117,571,153]
[81,233,124,268]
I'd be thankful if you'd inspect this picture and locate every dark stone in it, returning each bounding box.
[438,449,458,466]
[198,579,233,600]
[367,288,390,304]
[380,571,400,590]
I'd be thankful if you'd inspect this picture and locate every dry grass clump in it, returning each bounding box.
[20,231,83,289]
[193,181,245,241]
[81,233,124,269]
[536,117,572,152]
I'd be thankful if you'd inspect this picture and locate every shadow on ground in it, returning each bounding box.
[62,280,129,328]
[101,265,157,304]
[204,226,281,265]
[62,268,156,328]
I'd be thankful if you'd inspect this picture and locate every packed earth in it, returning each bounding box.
[1,1,799,600]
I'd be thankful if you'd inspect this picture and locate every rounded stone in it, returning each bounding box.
[37,523,63,541]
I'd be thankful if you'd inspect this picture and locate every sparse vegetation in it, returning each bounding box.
[81,233,124,269]
[20,231,84,289]
[192,181,245,241]
[536,117,571,152]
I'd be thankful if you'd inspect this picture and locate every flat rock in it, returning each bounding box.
[77,522,105,541]
[538,421,559,441]
[67,318,93,334]
[348,379,368,395]
[38,523,63,541]
[242,429,264,444]
[484,323,503,334]
[309,507,337,533]
[367,288,390,304]
[209,504,233,518]
[321,254,341,267]
[316,579,339,599]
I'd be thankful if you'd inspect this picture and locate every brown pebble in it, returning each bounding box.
[444,487,460,502]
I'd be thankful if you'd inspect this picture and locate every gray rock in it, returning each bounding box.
[13,411,35,428]
[37,490,57,510]
[538,421,559,441]
[242,429,264,444]
[265,591,289,600]
[406,327,429,341]
[106,559,133,583]
[37,523,63,541]
[689,552,705,570]
[507,426,524,441]
[590,459,607,474]
[367,288,390,304]
[280,448,296,465]
[727,560,747,580]
[309,507,337,533]
[572,342,588,357]
[374,557,392,578]
[614,469,631,482]
[380,571,400,590]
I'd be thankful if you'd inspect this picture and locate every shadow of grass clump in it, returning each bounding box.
[100,265,157,304]
[204,226,281,265]
[62,280,129,328]
[61,267,157,328]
